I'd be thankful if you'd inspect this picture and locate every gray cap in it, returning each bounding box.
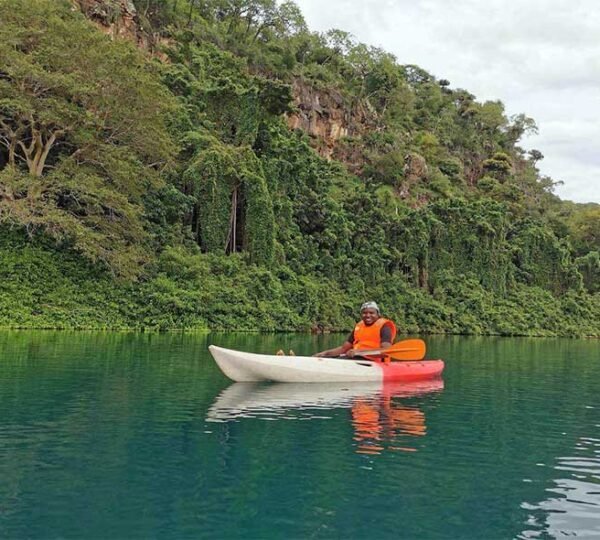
[360,301,380,313]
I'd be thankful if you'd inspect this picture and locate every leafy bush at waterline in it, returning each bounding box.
[1,233,597,336]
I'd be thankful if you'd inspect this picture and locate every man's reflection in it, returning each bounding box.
[351,380,442,454]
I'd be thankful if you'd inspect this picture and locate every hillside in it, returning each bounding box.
[0,0,598,335]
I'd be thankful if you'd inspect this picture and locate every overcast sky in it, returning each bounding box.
[294,0,600,203]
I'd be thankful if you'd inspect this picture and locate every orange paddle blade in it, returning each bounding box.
[358,339,426,361]
[386,339,426,361]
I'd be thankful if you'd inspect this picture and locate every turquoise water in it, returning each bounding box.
[0,331,598,539]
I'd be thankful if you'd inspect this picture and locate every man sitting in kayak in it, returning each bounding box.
[313,301,397,360]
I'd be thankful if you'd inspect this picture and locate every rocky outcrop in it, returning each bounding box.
[74,3,377,166]
[74,0,167,53]
[404,152,429,183]
[285,79,378,161]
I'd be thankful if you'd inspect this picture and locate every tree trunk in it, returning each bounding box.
[187,0,196,26]
[225,186,238,253]
[18,128,62,177]
[8,138,16,167]
[227,7,241,35]
[34,132,58,176]
[418,257,428,290]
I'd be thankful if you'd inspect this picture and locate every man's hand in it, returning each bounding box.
[346,349,356,358]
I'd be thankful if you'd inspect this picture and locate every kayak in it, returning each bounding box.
[207,379,444,422]
[208,345,445,383]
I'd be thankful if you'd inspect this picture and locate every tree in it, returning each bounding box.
[183,136,275,265]
[0,0,177,277]
[483,152,512,181]
[505,113,537,145]
[528,149,544,165]
[567,205,600,255]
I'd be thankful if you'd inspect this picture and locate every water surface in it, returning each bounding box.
[0,332,598,539]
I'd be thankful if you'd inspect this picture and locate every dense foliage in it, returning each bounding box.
[0,0,177,276]
[0,0,598,336]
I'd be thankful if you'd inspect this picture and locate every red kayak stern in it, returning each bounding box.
[380,360,445,382]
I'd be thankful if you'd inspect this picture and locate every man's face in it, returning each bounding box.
[361,308,379,325]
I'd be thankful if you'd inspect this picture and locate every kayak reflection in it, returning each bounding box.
[207,379,443,454]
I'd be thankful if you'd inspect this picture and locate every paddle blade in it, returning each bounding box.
[386,339,426,361]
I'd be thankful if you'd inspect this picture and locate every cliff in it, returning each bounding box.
[285,79,378,165]
[75,1,372,165]
[74,0,172,55]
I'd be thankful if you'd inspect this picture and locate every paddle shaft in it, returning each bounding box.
[353,339,426,361]
[357,347,422,356]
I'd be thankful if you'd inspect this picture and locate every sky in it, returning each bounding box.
[293,0,600,203]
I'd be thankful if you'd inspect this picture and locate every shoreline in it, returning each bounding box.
[0,326,597,338]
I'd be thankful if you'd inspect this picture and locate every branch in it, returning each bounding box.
[35,129,63,176]
[26,113,38,156]
[17,140,32,159]
[0,118,16,137]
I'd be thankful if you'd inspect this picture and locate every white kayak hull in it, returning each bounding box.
[208,345,444,383]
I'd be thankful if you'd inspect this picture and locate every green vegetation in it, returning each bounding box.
[0,0,598,336]
[0,0,176,276]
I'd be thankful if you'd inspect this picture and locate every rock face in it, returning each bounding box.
[404,152,428,183]
[74,3,377,164]
[74,0,157,51]
[285,79,377,161]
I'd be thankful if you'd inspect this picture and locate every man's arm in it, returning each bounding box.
[379,323,393,349]
[313,341,353,357]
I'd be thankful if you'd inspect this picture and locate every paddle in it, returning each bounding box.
[354,339,426,361]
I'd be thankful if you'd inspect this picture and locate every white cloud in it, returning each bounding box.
[294,0,600,203]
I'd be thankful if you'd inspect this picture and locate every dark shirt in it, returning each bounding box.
[347,323,393,345]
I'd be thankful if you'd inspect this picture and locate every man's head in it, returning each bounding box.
[360,301,380,325]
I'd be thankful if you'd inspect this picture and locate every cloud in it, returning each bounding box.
[294,0,600,202]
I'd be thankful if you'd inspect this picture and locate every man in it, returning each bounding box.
[314,301,397,360]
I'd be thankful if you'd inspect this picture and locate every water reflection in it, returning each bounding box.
[519,436,600,538]
[207,379,443,454]
[353,387,425,455]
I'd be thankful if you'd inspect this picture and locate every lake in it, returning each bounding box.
[0,331,598,539]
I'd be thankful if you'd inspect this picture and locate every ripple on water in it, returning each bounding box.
[518,435,600,539]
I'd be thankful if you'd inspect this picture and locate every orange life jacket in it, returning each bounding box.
[353,318,397,351]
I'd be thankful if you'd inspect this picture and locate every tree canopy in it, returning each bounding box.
[0,0,177,276]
